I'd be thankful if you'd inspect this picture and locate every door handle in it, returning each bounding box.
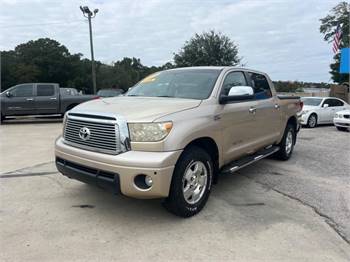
[50,97,57,100]
[274,104,280,109]
[26,98,34,101]
[249,107,257,114]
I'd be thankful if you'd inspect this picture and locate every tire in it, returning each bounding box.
[163,146,213,218]
[274,124,295,160]
[336,126,348,132]
[307,114,317,128]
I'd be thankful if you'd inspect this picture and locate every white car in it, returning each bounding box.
[299,97,350,128]
[334,109,350,131]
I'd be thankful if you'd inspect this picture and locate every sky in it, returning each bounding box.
[0,0,338,82]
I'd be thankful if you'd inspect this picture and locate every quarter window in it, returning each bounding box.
[11,84,34,97]
[248,72,272,99]
[37,84,55,96]
[221,71,247,95]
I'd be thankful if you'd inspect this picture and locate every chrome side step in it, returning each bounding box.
[221,145,280,174]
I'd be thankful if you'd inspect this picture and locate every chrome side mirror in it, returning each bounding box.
[6,91,12,98]
[219,86,254,104]
[323,104,329,108]
[228,85,254,96]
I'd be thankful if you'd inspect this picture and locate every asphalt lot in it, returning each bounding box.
[0,119,349,261]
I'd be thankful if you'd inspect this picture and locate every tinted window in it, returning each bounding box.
[11,84,34,97]
[221,72,247,95]
[332,99,344,106]
[323,99,343,107]
[248,72,272,99]
[37,84,55,96]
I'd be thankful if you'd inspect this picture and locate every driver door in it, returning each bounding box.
[2,84,35,116]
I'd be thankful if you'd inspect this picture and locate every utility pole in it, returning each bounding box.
[80,6,98,94]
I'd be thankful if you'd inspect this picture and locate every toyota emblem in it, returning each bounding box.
[79,127,91,141]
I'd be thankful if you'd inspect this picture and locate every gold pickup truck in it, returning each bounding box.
[55,67,302,217]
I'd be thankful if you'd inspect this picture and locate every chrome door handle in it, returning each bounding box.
[249,107,257,114]
[26,98,34,101]
[50,97,57,100]
[274,104,280,109]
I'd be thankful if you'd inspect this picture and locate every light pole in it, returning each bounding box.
[80,6,98,94]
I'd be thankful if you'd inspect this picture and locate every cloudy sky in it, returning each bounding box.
[0,0,337,82]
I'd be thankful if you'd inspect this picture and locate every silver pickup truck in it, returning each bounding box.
[0,83,97,122]
[55,67,302,217]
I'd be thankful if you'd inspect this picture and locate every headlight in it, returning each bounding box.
[301,110,309,115]
[128,122,173,142]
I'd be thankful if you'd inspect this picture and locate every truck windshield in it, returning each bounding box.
[301,98,322,106]
[127,69,221,100]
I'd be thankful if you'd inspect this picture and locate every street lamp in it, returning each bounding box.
[80,6,99,94]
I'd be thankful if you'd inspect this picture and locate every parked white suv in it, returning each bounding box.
[299,97,350,128]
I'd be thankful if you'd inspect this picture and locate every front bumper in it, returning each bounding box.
[299,113,309,125]
[55,136,182,199]
[333,118,350,129]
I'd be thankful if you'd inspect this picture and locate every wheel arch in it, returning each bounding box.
[182,137,220,181]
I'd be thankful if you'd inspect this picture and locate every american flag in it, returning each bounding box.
[332,24,342,54]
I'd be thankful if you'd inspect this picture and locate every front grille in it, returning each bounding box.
[64,117,121,154]
[343,114,350,119]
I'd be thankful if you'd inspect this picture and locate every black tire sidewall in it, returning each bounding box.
[164,146,213,217]
[277,124,295,160]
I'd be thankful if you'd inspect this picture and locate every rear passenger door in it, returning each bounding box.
[247,72,281,149]
[35,84,59,114]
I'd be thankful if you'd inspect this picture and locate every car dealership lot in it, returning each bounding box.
[1,120,349,261]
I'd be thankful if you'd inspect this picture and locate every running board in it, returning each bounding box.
[221,145,280,174]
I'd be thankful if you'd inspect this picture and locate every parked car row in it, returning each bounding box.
[299,96,350,131]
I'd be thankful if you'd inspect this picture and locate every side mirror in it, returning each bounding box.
[219,86,254,104]
[6,91,12,98]
[323,104,329,108]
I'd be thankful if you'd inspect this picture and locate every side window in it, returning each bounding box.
[248,72,272,99]
[221,71,247,95]
[333,99,343,107]
[11,84,34,97]
[37,84,55,96]
[323,99,340,107]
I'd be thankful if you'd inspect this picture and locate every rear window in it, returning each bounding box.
[301,98,322,106]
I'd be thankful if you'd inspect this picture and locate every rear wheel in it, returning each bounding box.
[163,146,213,218]
[307,114,317,128]
[274,124,295,160]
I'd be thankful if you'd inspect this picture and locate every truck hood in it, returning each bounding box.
[71,96,201,122]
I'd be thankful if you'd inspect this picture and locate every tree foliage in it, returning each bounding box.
[174,31,240,67]
[320,1,350,83]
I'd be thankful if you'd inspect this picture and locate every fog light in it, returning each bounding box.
[145,175,153,187]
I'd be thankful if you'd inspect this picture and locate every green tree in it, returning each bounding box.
[320,2,349,83]
[173,30,240,67]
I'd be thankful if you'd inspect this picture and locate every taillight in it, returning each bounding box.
[297,101,303,112]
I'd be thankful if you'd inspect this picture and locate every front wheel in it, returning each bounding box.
[274,124,295,160]
[163,146,213,218]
